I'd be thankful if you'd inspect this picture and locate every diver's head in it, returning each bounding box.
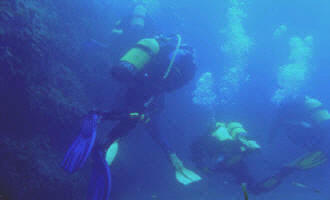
[164,46,197,92]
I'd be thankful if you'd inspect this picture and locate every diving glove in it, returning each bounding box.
[129,112,151,123]
[98,110,150,123]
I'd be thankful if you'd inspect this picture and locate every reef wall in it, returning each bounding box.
[0,1,97,199]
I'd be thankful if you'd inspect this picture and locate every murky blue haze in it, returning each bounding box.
[1,0,330,200]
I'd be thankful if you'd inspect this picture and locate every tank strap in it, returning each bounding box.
[229,126,246,137]
[227,125,241,134]
[230,127,239,135]
[135,44,155,57]
[132,14,145,18]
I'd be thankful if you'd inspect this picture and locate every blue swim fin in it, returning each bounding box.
[61,113,99,173]
[87,151,111,200]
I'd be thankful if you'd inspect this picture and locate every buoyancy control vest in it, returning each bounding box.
[111,35,196,93]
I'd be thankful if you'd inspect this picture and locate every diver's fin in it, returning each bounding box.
[87,151,111,200]
[251,166,295,194]
[61,114,99,173]
[105,141,119,166]
[288,151,328,170]
[175,167,202,185]
[252,175,281,193]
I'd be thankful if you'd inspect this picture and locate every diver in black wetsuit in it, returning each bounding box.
[191,121,261,193]
[251,96,329,194]
[102,35,196,155]
[100,35,202,179]
[81,3,155,66]
[109,3,155,62]
[62,34,201,200]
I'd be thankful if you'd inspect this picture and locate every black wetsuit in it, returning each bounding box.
[103,39,196,156]
[191,132,256,189]
[251,96,330,194]
[270,97,330,154]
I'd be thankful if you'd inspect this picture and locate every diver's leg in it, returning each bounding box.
[252,150,328,195]
[106,119,138,147]
[190,139,208,170]
[250,166,295,195]
[87,119,138,200]
[228,161,256,187]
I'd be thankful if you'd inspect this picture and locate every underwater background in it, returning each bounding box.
[1,0,330,199]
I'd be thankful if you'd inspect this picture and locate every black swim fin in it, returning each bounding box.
[62,113,99,173]
[87,151,112,200]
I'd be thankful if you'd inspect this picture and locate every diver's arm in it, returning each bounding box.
[90,108,130,121]
[146,116,188,172]
[100,111,130,121]
[146,117,173,155]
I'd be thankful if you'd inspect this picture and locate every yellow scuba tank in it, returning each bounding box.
[131,4,147,29]
[304,97,330,123]
[212,122,232,141]
[120,38,160,71]
[227,122,247,139]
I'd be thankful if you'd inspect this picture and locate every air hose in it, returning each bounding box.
[163,34,182,80]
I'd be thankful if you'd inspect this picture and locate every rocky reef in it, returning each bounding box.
[0,1,103,199]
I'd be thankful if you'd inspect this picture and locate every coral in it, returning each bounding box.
[0,1,94,199]
[0,0,88,132]
[27,64,88,126]
[0,135,87,199]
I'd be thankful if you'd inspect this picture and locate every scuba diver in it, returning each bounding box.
[253,96,329,194]
[62,34,201,200]
[81,2,154,65]
[191,121,261,192]
[108,2,155,61]
[111,3,153,40]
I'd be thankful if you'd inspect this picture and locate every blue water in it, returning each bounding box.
[2,0,330,199]
[89,1,330,199]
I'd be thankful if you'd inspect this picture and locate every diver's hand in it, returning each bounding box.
[87,110,104,122]
[129,112,151,123]
[88,110,110,121]
[170,153,184,171]
[89,110,123,121]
